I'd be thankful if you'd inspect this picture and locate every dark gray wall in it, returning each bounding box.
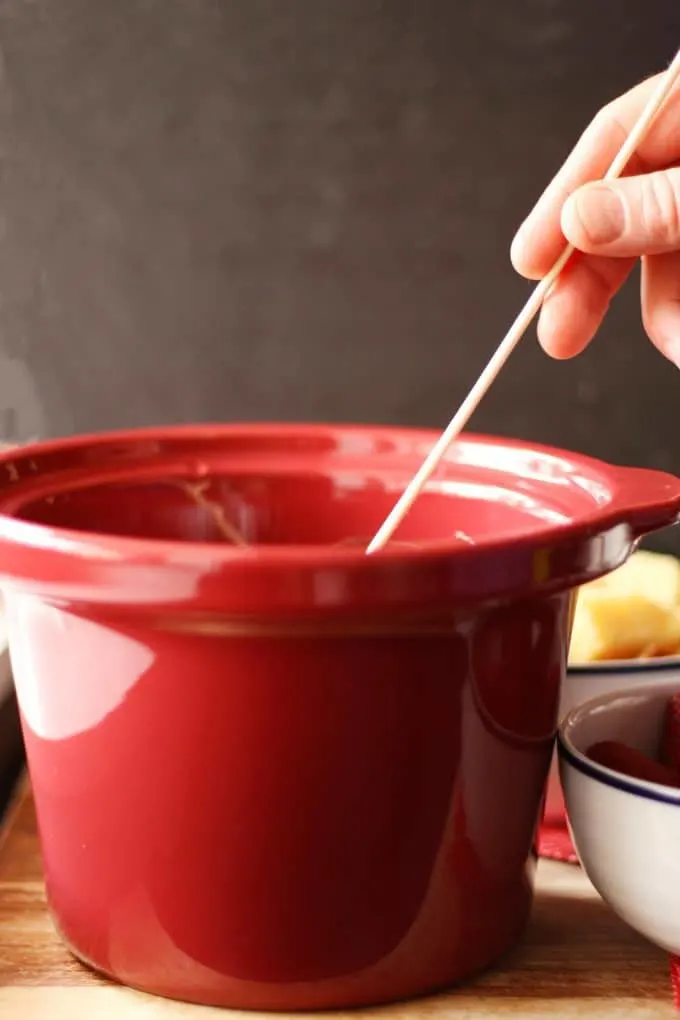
[0,0,678,541]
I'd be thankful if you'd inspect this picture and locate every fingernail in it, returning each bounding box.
[563,186,626,246]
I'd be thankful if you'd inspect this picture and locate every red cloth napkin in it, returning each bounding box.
[537,817,578,864]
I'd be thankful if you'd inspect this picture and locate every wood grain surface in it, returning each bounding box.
[0,775,676,1019]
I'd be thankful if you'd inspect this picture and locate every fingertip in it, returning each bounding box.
[509,226,529,275]
[536,318,580,361]
[536,287,597,360]
[643,304,680,369]
[510,226,548,281]
[510,209,570,281]
[664,336,680,369]
[641,252,680,368]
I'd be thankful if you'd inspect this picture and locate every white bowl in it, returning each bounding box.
[559,679,680,955]
[543,655,680,823]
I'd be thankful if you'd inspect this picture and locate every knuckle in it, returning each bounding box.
[589,104,627,147]
[639,172,680,245]
[591,103,614,132]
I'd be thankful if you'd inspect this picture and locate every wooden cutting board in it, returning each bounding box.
[0,775,675,1019]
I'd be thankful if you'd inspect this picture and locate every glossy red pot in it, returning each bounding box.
[0,423,678,1010]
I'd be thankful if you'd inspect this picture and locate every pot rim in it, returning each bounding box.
[0,422,676,614]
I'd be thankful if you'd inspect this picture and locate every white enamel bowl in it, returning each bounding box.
[544,656,680,824]
[559,680,680,955]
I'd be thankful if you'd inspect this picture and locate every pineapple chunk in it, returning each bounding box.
[569,550,680,664]
[581,549,680,611]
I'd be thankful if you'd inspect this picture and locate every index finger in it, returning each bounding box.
[510,71,680,280]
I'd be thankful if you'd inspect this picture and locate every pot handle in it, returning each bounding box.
[609,466,680,538]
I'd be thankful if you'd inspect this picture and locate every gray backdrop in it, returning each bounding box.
[0,0,679,548]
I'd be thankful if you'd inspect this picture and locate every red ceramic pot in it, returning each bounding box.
[0,423,677,1010]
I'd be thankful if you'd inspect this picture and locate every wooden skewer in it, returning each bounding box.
[366,49,680,555]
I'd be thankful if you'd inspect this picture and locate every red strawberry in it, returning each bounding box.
[587,740,680,789]
[660,693,680,775]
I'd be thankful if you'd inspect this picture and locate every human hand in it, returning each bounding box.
[510,71,680,367]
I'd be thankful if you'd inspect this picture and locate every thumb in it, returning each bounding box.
[561,168,680,257]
